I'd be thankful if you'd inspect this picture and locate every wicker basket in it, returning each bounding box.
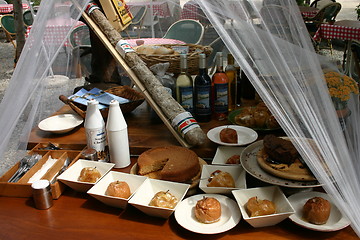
[135,44,213,75]
[60,85,145,119]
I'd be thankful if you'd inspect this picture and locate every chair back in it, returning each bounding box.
[163,19,204,45]
[130,6,147,25]
[207,37,226,73]
[23,10,35,26]
[1,15,16,35]
[310,0,335,8]
[69,25,91,48]
[323,2,341,22]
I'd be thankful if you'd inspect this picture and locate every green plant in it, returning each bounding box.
[356,4,360,21]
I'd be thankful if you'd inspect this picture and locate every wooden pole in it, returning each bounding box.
[83,4,206,147]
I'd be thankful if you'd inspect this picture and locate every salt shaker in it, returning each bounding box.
[106,100,130,168]
[31,179,53,210]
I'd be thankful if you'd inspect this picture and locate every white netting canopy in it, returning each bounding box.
[1,0,360,236]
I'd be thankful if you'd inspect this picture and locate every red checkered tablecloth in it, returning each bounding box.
[127,1,171,18]
[301,11,317,18]
[26,18,85,47]
[0,3,29,13]
[313,21,360,42]
[126,38,185,47]
[180,1,199,20]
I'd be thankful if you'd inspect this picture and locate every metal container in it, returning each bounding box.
[31,179,53,210]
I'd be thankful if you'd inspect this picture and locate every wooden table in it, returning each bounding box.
[2,103,358,239]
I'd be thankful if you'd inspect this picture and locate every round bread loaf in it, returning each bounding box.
[137,146,200,183]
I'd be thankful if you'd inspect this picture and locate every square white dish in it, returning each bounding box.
[232,186,295,228]
[199,165,246,194]
[57,160,115,192]
[87,171,147,209]
[212,146,245,165]
[128,178,190,219]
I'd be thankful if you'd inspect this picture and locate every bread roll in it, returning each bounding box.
[154,46,174,55]
[194,197,221,223]
[106,181,131,199]
[303,197,331,225]
[78,167,101,183]
[136,45,156,55]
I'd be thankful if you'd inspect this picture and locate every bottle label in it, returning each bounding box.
[171,112,200,137]
[86,127,107,152]
[179,86,193,112]
[195,85,211,115]
[214,83,228,113]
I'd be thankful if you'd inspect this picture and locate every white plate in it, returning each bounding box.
[38,114,83,134]
[212,146,245,165]
[174,194,241,234]
[287,191,350,232]
[207,125,258,146]
[240,140,321,188]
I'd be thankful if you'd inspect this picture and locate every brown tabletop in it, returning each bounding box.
[3,103,357,239]
[0,156,358,240]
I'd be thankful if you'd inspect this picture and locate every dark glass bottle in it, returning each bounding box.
[194,53,212,122]
[241,69,256,100]
[234,61,242,108]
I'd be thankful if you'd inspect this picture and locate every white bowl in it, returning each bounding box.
[128,178,190,219]
[38,114,83,134]
[57,160,115,192]
[199,165,246,194]
[232,186,295,228]
[212,146,246,165]
[87,171,147,209]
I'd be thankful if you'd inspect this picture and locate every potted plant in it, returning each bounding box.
[324,71,359,118]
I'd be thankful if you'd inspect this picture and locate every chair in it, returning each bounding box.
[123,6,147,38]
[0,15,16,48]
[162,19,204,45]
[69,25,92,78]
[310,0,335,8]
[350,41,360,82]
[305,2,341,53]
[141,10,163,38]
[23,9,36,27]
[207,37,226,74]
